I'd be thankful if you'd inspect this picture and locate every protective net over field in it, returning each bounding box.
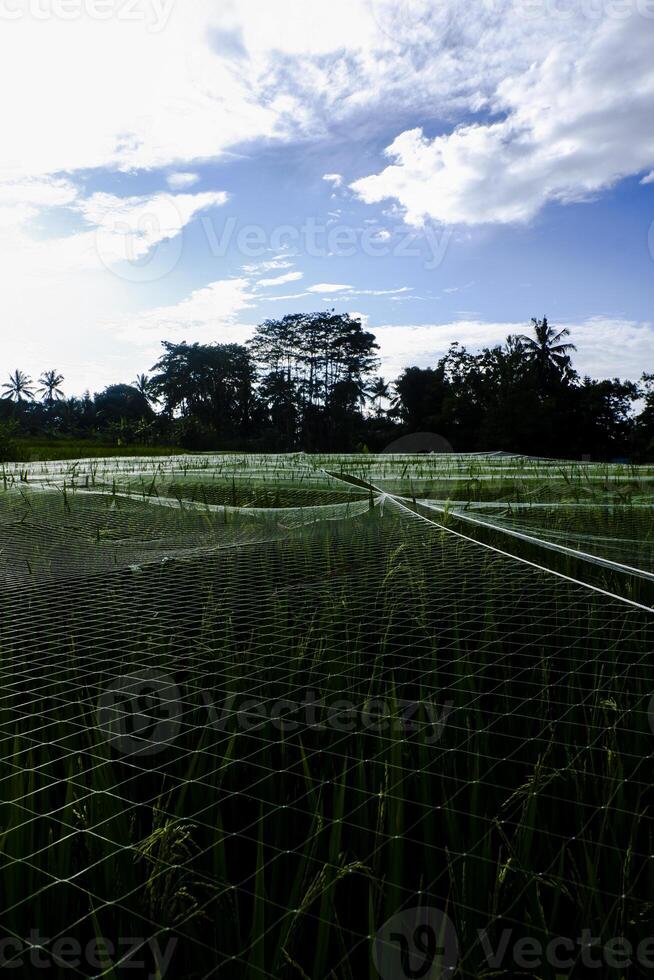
[1,453,654,979]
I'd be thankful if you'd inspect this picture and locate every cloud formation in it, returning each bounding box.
[307,283,353,293]
[352,14,654,225]
[257,271,304,287]
[1,0,651,398]
[166,172,200,190]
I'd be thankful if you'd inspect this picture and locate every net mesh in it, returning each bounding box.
[1,452,653,978]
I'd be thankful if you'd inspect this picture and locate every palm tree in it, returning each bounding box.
[2,370,35,403]
[505,334,526,356]
[516,317,576,378]
[134,373,152,402]
[37,370,65,405]
[368,376,390,417]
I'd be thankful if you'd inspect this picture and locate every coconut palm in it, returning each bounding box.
[368,376,390,417]
[504,334,526,357]
[516,317,576,379]
[2,370,35,402]
[134,373,153,402]
[37,370,65,405]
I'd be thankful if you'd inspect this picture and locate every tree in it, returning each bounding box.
[574,377,639,459]
[133,373,153,402]
[257,369,299,446]
[149,341,256,434]
[37,370,65,405]
[250,312,378,404]
[2,370,35,403]
[94,384,152,424]
[516,316,577,383]
[393,365,448,432]
[249,311,379,448]
[368,376,390,417]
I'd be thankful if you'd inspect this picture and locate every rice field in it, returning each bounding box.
[1,452,654,978]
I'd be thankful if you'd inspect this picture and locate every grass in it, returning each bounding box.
[0,452,652,978]
[12,437,188,461]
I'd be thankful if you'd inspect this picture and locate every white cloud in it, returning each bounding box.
[111,277,255,346]
[0,178,77,208]
[0,188,231,395]
[1,2,643,241]
[79,190,228,267]
[347,286,412,297]
[352,13,654,225]
[0,177,78,228]
[641,171,654,185]
[307,283,353,293]
[243,258,294,273]
[566,317,654,382]
[0,6,277,181]
[373,318,654,382]
[166,172,200,189]
[257,270,304,287]
[323,173,343,187]
[0,0,587,187]
[265,292,310,301]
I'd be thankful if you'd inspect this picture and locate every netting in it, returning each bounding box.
[1,452,653,978]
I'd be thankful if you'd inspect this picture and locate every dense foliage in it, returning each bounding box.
[2,314,652,459]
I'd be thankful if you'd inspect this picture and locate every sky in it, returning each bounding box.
[1,0,654,395]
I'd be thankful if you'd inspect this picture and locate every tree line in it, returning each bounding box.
[2,312,654,460]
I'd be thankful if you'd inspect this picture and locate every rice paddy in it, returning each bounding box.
[1,452,654,978]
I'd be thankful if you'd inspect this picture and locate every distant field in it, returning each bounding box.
[12,437,188,460]
[0,451,653,978]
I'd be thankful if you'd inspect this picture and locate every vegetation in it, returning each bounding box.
[2,314,653,460]
[0,452,653,977]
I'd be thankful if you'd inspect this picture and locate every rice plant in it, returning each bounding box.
[1,452,653,978]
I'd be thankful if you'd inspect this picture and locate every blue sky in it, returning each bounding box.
[1,0,653,394]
